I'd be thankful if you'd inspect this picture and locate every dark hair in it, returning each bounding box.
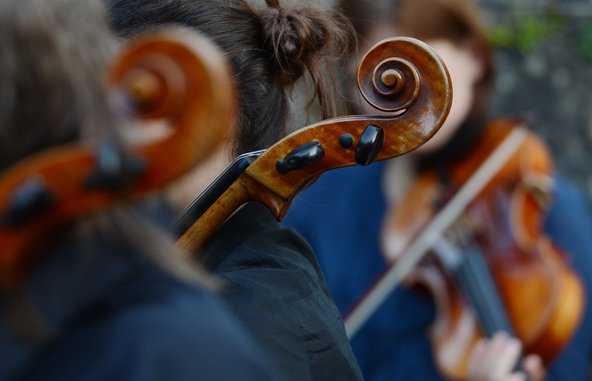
[109,0,354,156]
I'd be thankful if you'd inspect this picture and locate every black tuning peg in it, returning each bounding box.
[1,176,55,226]
[86,141,145,191]
[276,141,325,174]
[355,125,384,166]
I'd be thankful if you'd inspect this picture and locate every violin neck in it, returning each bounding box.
[175,149,288,255]
[434,239,514,336]
[453,244,535,380]
[176,175,253,253]
[175,150,263,234]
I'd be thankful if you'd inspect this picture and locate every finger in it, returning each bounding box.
[480,331,506,364]
[468,339,488,379]
[486,333,522,379]
[523,355,546,381]
[467,333,514,381]
[495,335,522,375]
[471,332,508,379]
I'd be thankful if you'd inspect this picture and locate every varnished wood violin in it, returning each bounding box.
[176,37,453,252]
[349,118,584,380]
[0,27,235,286]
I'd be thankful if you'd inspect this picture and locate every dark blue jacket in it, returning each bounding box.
[284,161,592,381]
[1,202,283,381]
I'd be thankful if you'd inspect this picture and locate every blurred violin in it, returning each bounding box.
[0,28,236,287]
[350,118,584,380]
[177,37,452,252]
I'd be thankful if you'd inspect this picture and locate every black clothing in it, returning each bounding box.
[203,202,364,381]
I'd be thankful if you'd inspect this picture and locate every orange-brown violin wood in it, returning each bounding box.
[0,28,235,286]
[383,119,584,380]
[178,37,453,253]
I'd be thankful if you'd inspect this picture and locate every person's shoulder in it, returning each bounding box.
[549,176,588,209]
[293,161,385,202]
[544,180,592,380]
[544,176,592,276]
[285,161,387,236]
[213,227,363,381]
[21,274,283,381]
[545,176,592,235]
[217,223,325,300]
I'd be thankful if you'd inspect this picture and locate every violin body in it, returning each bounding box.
[382,118,585,380]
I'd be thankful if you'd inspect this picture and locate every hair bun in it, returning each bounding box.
[260,0,329,85]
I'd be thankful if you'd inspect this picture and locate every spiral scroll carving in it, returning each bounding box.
[178,36,453,252]
[357,37,449,114]
[0,28,236,286]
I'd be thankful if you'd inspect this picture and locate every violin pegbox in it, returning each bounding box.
[0,27,236,286]
[247,37,452,200]
[177,37,452,252]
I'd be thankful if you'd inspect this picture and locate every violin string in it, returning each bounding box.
[447,215,516,337]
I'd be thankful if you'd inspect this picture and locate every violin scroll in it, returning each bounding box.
[246,37,452,204]
[359,38,424,112]
[107,27,236,187]
[0,28,236,286]
[177,37,452,251]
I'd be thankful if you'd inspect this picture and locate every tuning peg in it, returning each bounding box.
[1,176,55,226]
[355,125,384,166]
[276,141,325,174]
[86,141,145,191]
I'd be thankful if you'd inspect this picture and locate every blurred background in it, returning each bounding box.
[481,0,592,204]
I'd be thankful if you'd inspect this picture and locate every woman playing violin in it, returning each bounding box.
[108,1,364,380]
[285,0,592,380]
[0,0,284,379]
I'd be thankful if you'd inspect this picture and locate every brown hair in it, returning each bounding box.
[109,0,355,156]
